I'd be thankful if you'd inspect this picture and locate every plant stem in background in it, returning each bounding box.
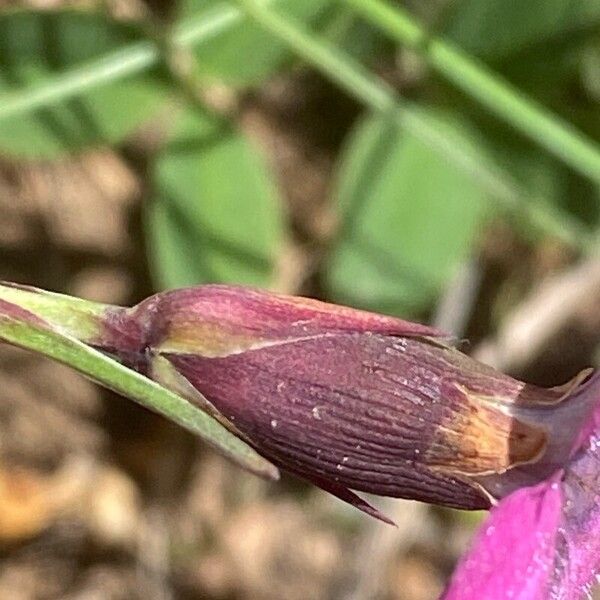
[344,0,600,188]
[160,44,236,121]
[234,0,594,250]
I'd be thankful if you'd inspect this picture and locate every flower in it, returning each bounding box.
[1,282,599,597]
[93,285,598,525]
[443,372,600,600]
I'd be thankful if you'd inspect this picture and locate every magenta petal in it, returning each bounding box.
[549,373,600,597]
[549,429,600,597]
[443,479,563,600]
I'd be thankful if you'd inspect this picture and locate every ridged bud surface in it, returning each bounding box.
[98,285,597,522]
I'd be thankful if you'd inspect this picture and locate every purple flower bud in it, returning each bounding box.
[96,285,598,523]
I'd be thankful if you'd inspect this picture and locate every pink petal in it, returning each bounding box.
[443,478,563,600]
[548,428,600,598]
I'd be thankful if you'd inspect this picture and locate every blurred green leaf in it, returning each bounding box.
[469,116,600,234]
[322,7,389,64]
[325,109,490,315]
[444,0,600,61]
[179,0,333,86]
[148,108,283,289]
[0,10,169,158]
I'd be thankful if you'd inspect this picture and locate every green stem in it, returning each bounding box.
[234,0,593,250]
[237,0,394,112]
[0,284,278,480]
[0,283,109,341]
[344,0,600,187]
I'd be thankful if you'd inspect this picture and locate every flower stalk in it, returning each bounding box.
[0,283,278,480]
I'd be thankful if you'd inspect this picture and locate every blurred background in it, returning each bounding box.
[0,0,599,598]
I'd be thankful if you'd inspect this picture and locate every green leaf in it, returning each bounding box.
[0,10,169,158]
[321,6,389,65]
[179,0,333,86]
[148,108,283,289]
[0,286,278,480]
[444,0,600,61]
[325,109,489,316]
[490,139,600,232]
